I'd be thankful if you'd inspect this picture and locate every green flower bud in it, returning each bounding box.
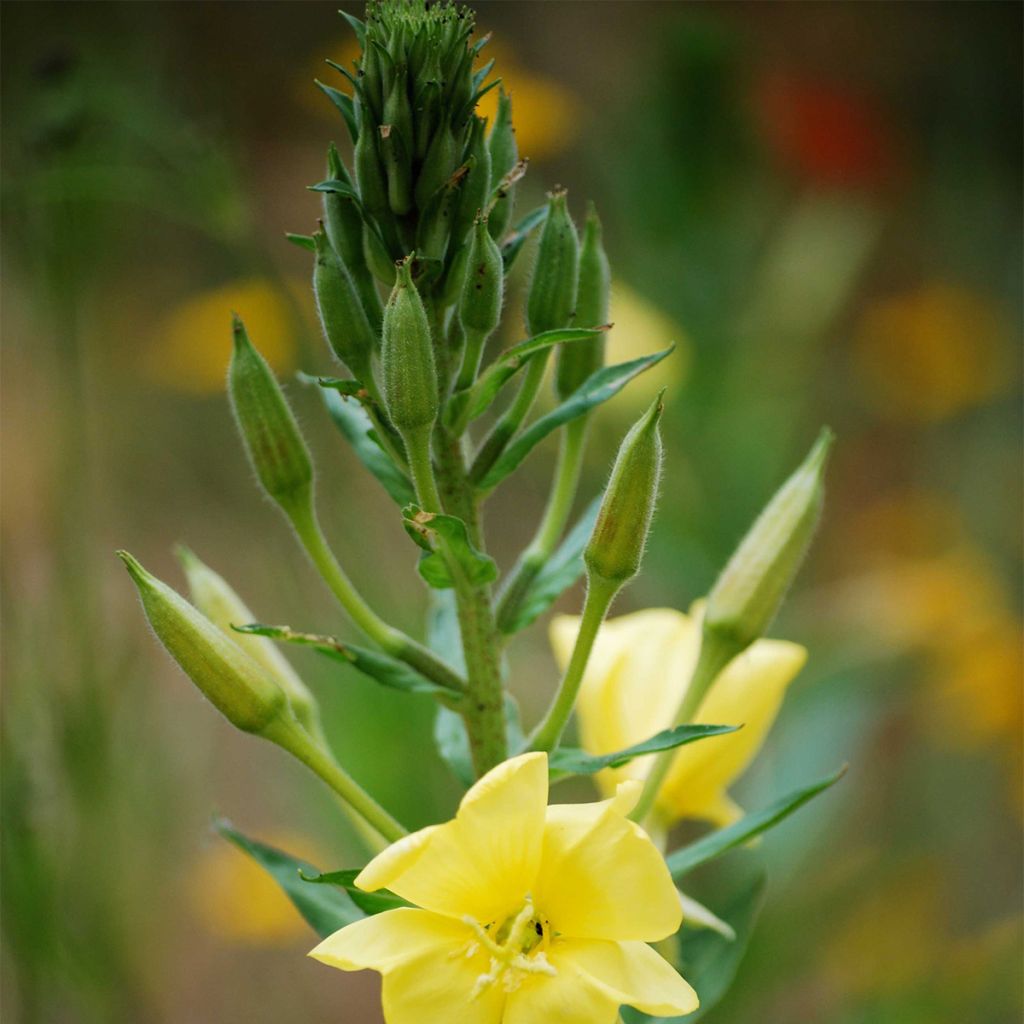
[585,390,665,584]
[487,88,517,239]
[452,117,492,246]
[556,202,609,399]
[705,428,834,650]
[456,216,503,389]
[118,552,288,735]
[354,119,389,223]
[364,225,398,287]
[313,229,377,385]
[381,257,438,433]
[176,546,323,740]
[526,188,579,337]
[414,120,459,210]
[229,315,313,517]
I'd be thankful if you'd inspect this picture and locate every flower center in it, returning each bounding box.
[460,896,557,997]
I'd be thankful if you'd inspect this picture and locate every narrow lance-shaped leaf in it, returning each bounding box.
[623,875,766,1024]
[305,373,415,506]
[473,347,674,491]
[214,819,360,939]
[298,868,409,916]
[500,496,601,635]
[402,505,498,589]
[314,82,359,143]
[233,623,456,698]
[548,724,739,780]
[286,232,316,252]
[500,202,547,270]
[666,766,847,879]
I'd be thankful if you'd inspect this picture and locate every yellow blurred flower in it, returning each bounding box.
[311,753,697,1023]
[145,279,298,395]
[191,830,324,945]
[852,283,1014,422]
[550,607,806,829]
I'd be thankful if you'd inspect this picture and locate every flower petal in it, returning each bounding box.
[552,609,698,796]
[557,937,699,1017]
[503,945,621,1024]
[658,639,806,823]
[534,782,681,941]
[310,908,505,1024]
[356,752,548,923]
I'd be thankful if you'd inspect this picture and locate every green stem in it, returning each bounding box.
[262,715,407,843]
[470,351,550,485]
[496,416,587,631]
[528,573,620,752]
[287,499,466,693]
[456,325,487,393]
[405,425,443,513]
[629,629,741,824]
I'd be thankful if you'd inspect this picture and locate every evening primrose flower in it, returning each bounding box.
[310,752,697,1023]
[551,607,806,828]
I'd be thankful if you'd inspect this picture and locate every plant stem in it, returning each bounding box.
[405,425,443,513]
[496,416,587,631]
[262,715,407,843]
[288,500,466,693]
[629,630,740,824]
[528,573,620,752]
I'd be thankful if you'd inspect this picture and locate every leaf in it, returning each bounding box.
[623,875,766,1023]
[308,177,361,202]
[501,496,601,634]
[314,83,359,143]
[298,868,408,916]
[338,9,366,48]
[548,724,739,780]
[214,819,360,939]
[307,374,415,506]
[449,327,608,429]
[402,505,498,590]
[433,693,525,788]
[476,347,675,492]
[500,204,547,270]
[234,623,452,697]
[666,767,847,879]
[285,232,316,252]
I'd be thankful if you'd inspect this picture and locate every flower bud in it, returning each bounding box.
[459,216,503,343]
[313,229,377,385]
[705,428,834,650]
[526,188,579,337]
[414,120,459,210]
[381,257,438,433]
[176,546,323,739]
[118,551,288,735]
[229,315,314,517]
[452,117,492,246]
[354,120,389,223]
[585,391,665,584]
[556,202,609,399]
[487,88,517,239]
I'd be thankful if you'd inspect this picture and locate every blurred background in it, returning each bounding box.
[2,2,1021,1022]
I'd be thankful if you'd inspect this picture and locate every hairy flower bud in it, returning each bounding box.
[119,552,288,735]
[313,229,377,385]
[452,117,492,247]
[556,202,609,399]
[705,428,833,649]
[585,391,665,584]
[487,88,518,240]
[229,315,314,517]
[459,217,503,342]
[381,257,438,433]
[176,546,323,739]
[526,188,579,337]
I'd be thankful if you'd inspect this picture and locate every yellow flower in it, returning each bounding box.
[310,753,697,1024]
[144,278,299,395]
[551,607,806,828]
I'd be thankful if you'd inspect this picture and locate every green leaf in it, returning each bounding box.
[476,348,675,492]
[214,819,359,939]
[501,497,600,634]
[234,623,453,697]
[402,505,498,590]
[285,232,316,252]
[448,327,608,429]
[308,177,361,202]
[501,204,547,270]
[338,10,366,48]
[299,868,408,916]
[307,374,415,506]
[666,767,847,879]
[313,84,359,144]
[623,875,766,1023]
[549,724,739,780]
